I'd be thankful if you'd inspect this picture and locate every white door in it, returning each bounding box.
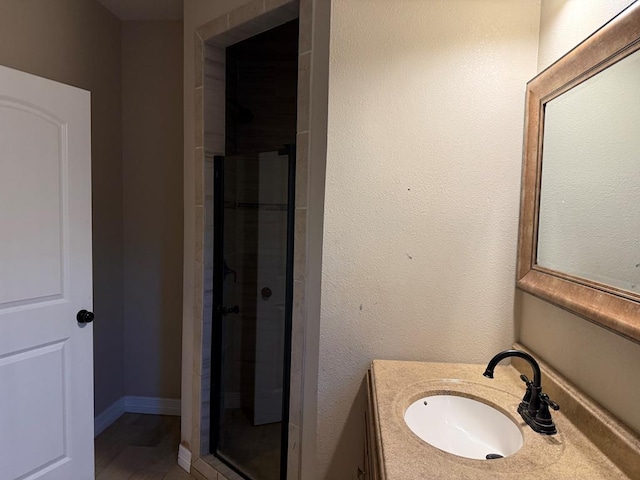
[0,66,94,479]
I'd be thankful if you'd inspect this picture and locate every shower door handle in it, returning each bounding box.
[220,305,240,316]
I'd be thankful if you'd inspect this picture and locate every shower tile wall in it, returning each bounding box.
[201,43,226,455]
[219,20,298,432]
[191,3,316,477]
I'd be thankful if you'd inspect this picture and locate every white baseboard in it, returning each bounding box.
[177,444,192,473]
[94,396,181,437]
[94,397,125,437]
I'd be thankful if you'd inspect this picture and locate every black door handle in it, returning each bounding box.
[77,309,94,324]
[220,305,240,316]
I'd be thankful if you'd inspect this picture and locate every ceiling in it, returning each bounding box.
[97,0,183,20]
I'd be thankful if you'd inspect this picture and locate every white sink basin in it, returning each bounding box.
[404,394,523,460]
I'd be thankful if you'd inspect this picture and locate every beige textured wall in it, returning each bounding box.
[122,21,184,400]
[537,0,636,72]
[0,0,124,416]
[518,0,640,436]
[319,0,541,476]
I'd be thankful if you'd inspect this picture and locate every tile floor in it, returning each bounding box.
[95,413,195,480]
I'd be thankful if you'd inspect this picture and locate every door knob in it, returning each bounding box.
[77,309,95,324]
[220,305,240,316]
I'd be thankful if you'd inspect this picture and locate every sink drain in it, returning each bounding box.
[485,453,504,460]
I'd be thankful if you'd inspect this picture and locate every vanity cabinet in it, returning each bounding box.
[367,352,640,479]
[364,370,382,480]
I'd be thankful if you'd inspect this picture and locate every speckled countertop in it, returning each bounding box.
[370,359,639,479]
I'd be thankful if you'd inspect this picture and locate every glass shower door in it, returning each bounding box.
[211,147,294,480]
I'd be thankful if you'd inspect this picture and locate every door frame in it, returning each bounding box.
[187,2,317,479]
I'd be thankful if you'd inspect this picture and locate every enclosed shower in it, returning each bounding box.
[204,20,299,480]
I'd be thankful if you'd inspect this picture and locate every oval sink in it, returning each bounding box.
[404,395,523,460]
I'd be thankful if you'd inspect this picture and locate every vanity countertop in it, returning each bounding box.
[370,359,639,479]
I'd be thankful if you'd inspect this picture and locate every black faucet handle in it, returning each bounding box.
[539,393,559,411]
[517,374,534,417]
[533,392,560,435]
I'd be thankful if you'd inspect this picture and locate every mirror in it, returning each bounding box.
[517,2,640,343]
[537,48,640,295]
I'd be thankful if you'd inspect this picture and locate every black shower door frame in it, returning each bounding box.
[210,145,296,480]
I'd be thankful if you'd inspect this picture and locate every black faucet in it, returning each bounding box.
[483,349,559,435]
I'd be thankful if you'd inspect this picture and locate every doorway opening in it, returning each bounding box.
[208,19,299,480]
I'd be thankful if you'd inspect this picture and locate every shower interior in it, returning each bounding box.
[201,19,299,480]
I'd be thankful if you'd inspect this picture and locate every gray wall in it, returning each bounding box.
[0,0,125,416]
[0,2,185,416]
[122,21,184,401]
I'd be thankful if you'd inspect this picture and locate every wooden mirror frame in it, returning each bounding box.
[517,2,640,344]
